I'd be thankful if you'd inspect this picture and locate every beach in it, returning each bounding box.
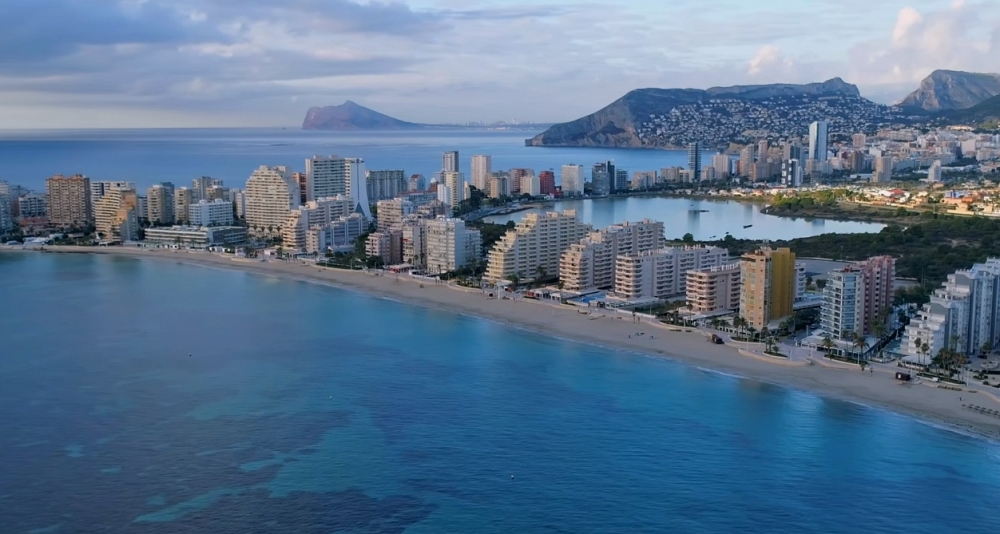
[5,245,1000,442]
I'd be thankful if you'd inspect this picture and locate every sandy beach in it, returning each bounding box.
[6,245,1000,442]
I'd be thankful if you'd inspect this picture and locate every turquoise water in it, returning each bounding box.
[2,252,1000,533]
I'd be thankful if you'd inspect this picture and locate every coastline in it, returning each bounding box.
[5,245,1000,442]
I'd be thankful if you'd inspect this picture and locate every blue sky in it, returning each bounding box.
[0,0,996,128]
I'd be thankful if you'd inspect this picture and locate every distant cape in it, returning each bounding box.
[301,101,426,130]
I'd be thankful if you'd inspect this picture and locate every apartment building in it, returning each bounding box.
[485,211,592,282]
[686,262,742,314]
[189,199,234,227]
[614,246,729,301]
[739,247,796,329]
[94,189,140,241]
[559,219,664,292]
[821,256,896,340]
[425,218,482,274]
[246,165,299,236]
[46,174,93,227]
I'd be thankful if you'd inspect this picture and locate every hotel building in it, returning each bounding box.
[471,155,492,190]
[561,165,585,196]
[486,210,592,282]
[686,262,742,315]
[425,218,482,274]
[174,187,196,225]
[614,246,729,301]
[189,199,235,227]
[739,247,796,329]
[246,165,299,236]
[146,183,175,225]
[94,189,140,241]
[46,174,93,227]
[820,256,895,340]
[559,219,665,292]
[366,170,407,202]
[144,226,247,247]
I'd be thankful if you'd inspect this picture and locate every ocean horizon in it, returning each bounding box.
[3,252,1000,533]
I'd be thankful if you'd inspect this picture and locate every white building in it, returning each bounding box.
[306,214,368,254]
[425,218,482,274]
[561,164,585,196]
[520,174,541,197]
[144,226,247,247]
[366,169,407,202]
[281,196,358,252]
[376,198,416,232]
[686,263,742,314]
[189,199,234,227]
[471,155,492,191]
[146,183,175,225]
[808,121,829,162]
[306,155,370,218]
[443,172,466,208]
[246,165,299,236]
[16,193,48,219]
[0,194,11,233]
[559,219,665,292]
[486,210,592,282]
[90,181,135,213]
[928,160,943,182]
[614,246,730,301]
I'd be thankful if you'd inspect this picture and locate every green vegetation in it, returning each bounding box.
[470,220,515,253]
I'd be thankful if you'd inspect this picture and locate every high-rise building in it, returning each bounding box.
[246,165,299,236]
[376,198,415,232]
[485,210,592,282]
[928,160,943,182]
[0,194,12,233]
[614,169,629,192]
[820,256,894,341]
[712,153,731,178]
[470,155,492,191]
[740,247,797,329]
[189,199,235,227]
[16,193,48,219]
[442,151,459,173]
[292,172,308,204]
[89,181,135,214]
[520,173,541,197]
[559,219,665,291]
[687,263,742,315]
[873,156,894,183]
[345,158,371,218]
[739,146,754,177]
[425,218,482,274]
[95,189,140,241]
[173,187,196,225]
[366,169,407,201]
[281,196,358,251]
[808,121,829,162]
[306,155,349,201]
[46,174,93,228]
[192,177,223,201]
[615,246,730,301]
[591,162,614,196]
[852,133,867,149]
[146,183,175,225]
[487,172,509,199]
[509,168,533,196]
[539,171,556,196]
[561,165,585,196]
[443,172,466,209]
[781,159,803,187]
[687,143,701,181]
[305,214,368,254]
[409,174,427,192]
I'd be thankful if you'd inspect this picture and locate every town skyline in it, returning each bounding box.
[1,0,997,129]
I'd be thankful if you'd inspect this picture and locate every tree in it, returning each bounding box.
[816,279,827,290]
[919,342,931,365]
[852,332,869,364]
[821,336,835,353]
[506,274,519,287]
[682,233,695,244]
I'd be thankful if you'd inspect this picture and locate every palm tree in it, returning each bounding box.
[732,316,746,337]
[919,342,930,365]
[821,335,835,353]
[982,342,993,357]
[760,326,771,343]
[852,332,870,364]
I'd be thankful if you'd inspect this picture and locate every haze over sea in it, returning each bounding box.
[3,252,1000,532]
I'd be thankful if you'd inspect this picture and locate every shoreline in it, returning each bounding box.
[5,245,1000,443]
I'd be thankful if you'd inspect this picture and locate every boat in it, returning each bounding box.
[743,224,753,228]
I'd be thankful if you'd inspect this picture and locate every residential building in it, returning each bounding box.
[281,196,358,252]
[739,146,755,177]
[292,172,308,204]
[16,193,48,219]
[509,168,532,196]
[174,187,196,225]
[688,143,701,181]
[739,247,797,329]
[442,151,459,173]
[631,171,657,190]
[409,174,427,192]
[487,172,510,199]
[539,171,556,196]
[928,160,943,182]
[425,218,482,274]
[366,169,407,201]
[47,174,93,227]
[821,267,866,340]
[808,121,829,162]
[520,173,541,197]
[591,162,614,196]
[873,156,894,183]
[471,155,492,191]
[192,177,223,201]
[852,133,867,149]
[146,183,175,225]
[561,165,585,196]
[781,159,803,187]
[94,189,140,241]
[246,165,299,236]
[306,214,368,254]
[485,210,592,282]
[559,219,665,292]
[189,199,234,227]
[712,153,731,178]
[306,155,349,200]
[90,181,135,214]
[376,198,415,232]
[443,172,466,208]
[614,169,629,192]
[0,194,11,233]
[143,226,247,247]
[615,246,729,301]
[687,263,742,314]
[401,220,427,268]
[366,231,403,265]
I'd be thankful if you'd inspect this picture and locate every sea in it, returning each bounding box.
[2,252,1000,533]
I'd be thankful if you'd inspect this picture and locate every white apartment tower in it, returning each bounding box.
[808,121,829,162]
[246,165,299,235]
[471,155,492,191]
[189,199,234,227]
[614,246,730,301]
[559,219,665,292]
[561,165,585,196]
[425,218,482,274]
[486,210,592,282]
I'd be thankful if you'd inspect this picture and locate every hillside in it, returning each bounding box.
[946,94,1000,128]
[900,70,1000,111]
[302,101,424,130]
[527,78,923,149]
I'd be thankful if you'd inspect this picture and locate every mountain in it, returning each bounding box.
[302,101,424,130]
[946,93,1000,127]
[900,70,1000,111]
[527,78,921,149]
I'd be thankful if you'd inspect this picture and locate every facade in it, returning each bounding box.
[591,162,614,196]
[808,121,829,162]
[425,218,482,274]
[0,194,11,233]
[174,187,196,225]
[401,220,427,268]
[712,153,731,178]
[376,198,415,232]
[366,231,403,265]
[146,183,176,225]
[928,160,943,182]
[16,193,48,219]
[559,219,665,292]
[487,172,509,199]
[900,259,1000,361]
[739,247,797,329]
[614,246,729,301]
[443,172,466,208]
[442,151,459,173]
[191,177,223,201]
[47,174,93,227]
[281,196,358,252]
[144,226,247,247]
[781,159,803,187]
[366,169,407,202]
[821,268,866,340]
[306,155,349,200]
[687,143,701,181]
[539,171,556,196]
[561,165,585,196]
[509,168,533,196]
[520,173,541,197]
[471,155,491,191]
[94,189,140,241]
[246,165,299,235]
[90,181,135,214]
[306,214,368,254]
[687,262,742,314]
[189,199,234,227]
[873,156,894,183]
[485,210,592,282]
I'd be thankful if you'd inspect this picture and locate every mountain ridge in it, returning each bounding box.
[900,70,1000,111]
[302,101,424,130]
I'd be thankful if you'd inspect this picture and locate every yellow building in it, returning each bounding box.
[739,247,796,329]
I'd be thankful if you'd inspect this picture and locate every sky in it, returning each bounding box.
[1,0,998,128]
